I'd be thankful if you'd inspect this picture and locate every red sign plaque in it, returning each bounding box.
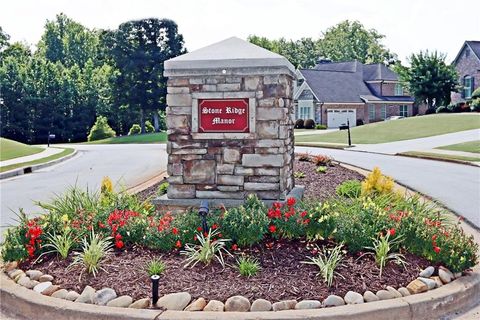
[198,99,249,133]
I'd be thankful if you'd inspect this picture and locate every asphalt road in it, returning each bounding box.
[0,144,167,239]
[297,146,480,229]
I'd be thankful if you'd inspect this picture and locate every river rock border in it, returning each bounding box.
[2,261,479,320]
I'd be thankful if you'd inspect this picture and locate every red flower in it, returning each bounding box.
[175,240,182,248]
[287,197,296,206]
[115,233,122,240]
[193,235,197,241]
[269,225,276,233]
[273,202,283,209]
[212,224,218,230]
[115,240,124,249]
[303,219,310,225]
[388,228,396,237]
[172,227,179,235]
[301,211,307,218]
[231,244,238,251]
[432,234,437,241]
[197,226,203,232]
[433,246,441,254]
[26,245,35,257]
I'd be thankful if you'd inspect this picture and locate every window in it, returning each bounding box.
[381,105,387,119]
[298,100,313,120]
[368,104,375,121]
[394,83,404,96]
[464,76,473,98]
[399,105,408,117]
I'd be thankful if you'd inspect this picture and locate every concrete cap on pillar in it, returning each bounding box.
[164,36,295,76]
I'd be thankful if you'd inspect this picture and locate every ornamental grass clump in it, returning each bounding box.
[41,231,75,260]
[181,229,232,268]
[146,258,166,276]
[236,256,261,277]
[69,230,112,278]
[365,229,406,277]
[303,243,345,287]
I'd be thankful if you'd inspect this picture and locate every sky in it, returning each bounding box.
[1,0,479,63]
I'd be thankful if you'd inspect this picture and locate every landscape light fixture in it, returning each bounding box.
[198,200,209,234]
[151,275,160,305]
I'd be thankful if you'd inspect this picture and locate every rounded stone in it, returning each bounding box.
[66,291,80,301]
[406,279,428,294]
[419,266,434,278]
[75,286,96,304]
[107,295,133,308]
[129,298,150,309]
[376,290,394,300]
[185,297,207,311]
[26,270,43,281]
[51,289,69,299]
[386,286,403,298]
[156,292,191,311]
[363,290,379,302]
[323,295,345,307]
[42,285,61,296]
[4,261,18,272]
[33,281,52,294]
[272,300,297,311]
[431,276,443,288]
[8,269,23,279]
[94,288,117,305]
[344,291,364,304]
[203,300,224,312]
[225,295,250,312]
[398,287,411,297]
[439,267,453,284]
[417,277,436,290]
[39,274,54,282]
[14,273,26,283]
[250,299,272,311]
[295,300,321,309]
[17,276,35,289]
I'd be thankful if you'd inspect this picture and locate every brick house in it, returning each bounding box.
[451,41,480,104]
[294,60,417,128]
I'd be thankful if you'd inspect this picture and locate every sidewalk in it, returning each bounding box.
[0,147,64,167]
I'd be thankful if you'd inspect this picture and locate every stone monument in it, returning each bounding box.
[156,37,303,208]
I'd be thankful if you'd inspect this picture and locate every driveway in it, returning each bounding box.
[296,146,480,229]
[350,129,480,154]
[0,144,167,239]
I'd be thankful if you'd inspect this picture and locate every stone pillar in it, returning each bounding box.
[159,37,301,207]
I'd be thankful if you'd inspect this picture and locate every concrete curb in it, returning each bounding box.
[1,271,479,320]
[395,153,479,167]
[126,170,168,195]
[0,149,77,180]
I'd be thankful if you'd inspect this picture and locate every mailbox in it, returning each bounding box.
[49,134,56,139]
[339,124,349,130]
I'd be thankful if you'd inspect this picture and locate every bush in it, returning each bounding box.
[316,166,327,174]
[87,116,116,141]
[157,181,169,196]
[128,124,141,135]
[356,119,364,126]
[436,106,450,113]
[236,256,261,277]
[304,119,315,129]
[336,180,362,199]
[315,124,327,130]
[361,167,394,196]
[294,119,305,129]
[312,154,333,166]
[222,194,269,247]
[145,121,155,133]
[297,152,311,162]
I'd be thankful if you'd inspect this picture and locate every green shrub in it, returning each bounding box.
[236,256,260,277]
[436,106,450,113]
[128,124,141,135]
[268,198,306,239]
[157,181,169,196]
[315,124,327,130]
[299,202,337,240]
[336,180,362,198]
[316,166,327,174]
[145,121,155,133]
[295,119,304,129]
[222,194,269,247]
[304,119,315,129]
[294,171,305,178]
[87,116,116,141]
[146,258,166,276]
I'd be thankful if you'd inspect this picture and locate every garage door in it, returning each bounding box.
[327,109,356,128]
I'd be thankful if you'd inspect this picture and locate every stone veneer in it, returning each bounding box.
[163,37,296,201]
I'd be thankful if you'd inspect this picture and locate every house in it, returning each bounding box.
[294,60,417,128]
[450,41,480,104]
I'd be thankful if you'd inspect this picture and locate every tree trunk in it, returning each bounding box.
[140,108,146,134]
[153,111,159,132]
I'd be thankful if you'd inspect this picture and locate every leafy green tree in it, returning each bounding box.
[396,51,458,112]
[0,26,10,53]
[87,115,116,141]
[106,18,186,133]
[248,35,319,68]
[318,20,394,64]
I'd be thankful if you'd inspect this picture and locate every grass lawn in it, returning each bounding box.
[0,148,75,173]
[399,151,480,163]
[295,114,480,145]
[436,140,480,154]
[85,132,167,144]
[294,142,349,149]
[0,138,44,161]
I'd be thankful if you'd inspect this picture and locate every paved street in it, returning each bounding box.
[0,144,167,238]
[297,147,480,229]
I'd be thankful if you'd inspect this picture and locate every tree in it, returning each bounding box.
[318,20,395,64]
[106,18,186,133]
[87,115,116,141]
[248,35,320,68]
[0,26,10,53]
[397,51,458,111]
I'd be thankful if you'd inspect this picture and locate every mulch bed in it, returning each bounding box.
[25,240,429,303]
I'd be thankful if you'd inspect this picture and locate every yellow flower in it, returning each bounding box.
[101,176,114,194]
[61,214,69,223]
